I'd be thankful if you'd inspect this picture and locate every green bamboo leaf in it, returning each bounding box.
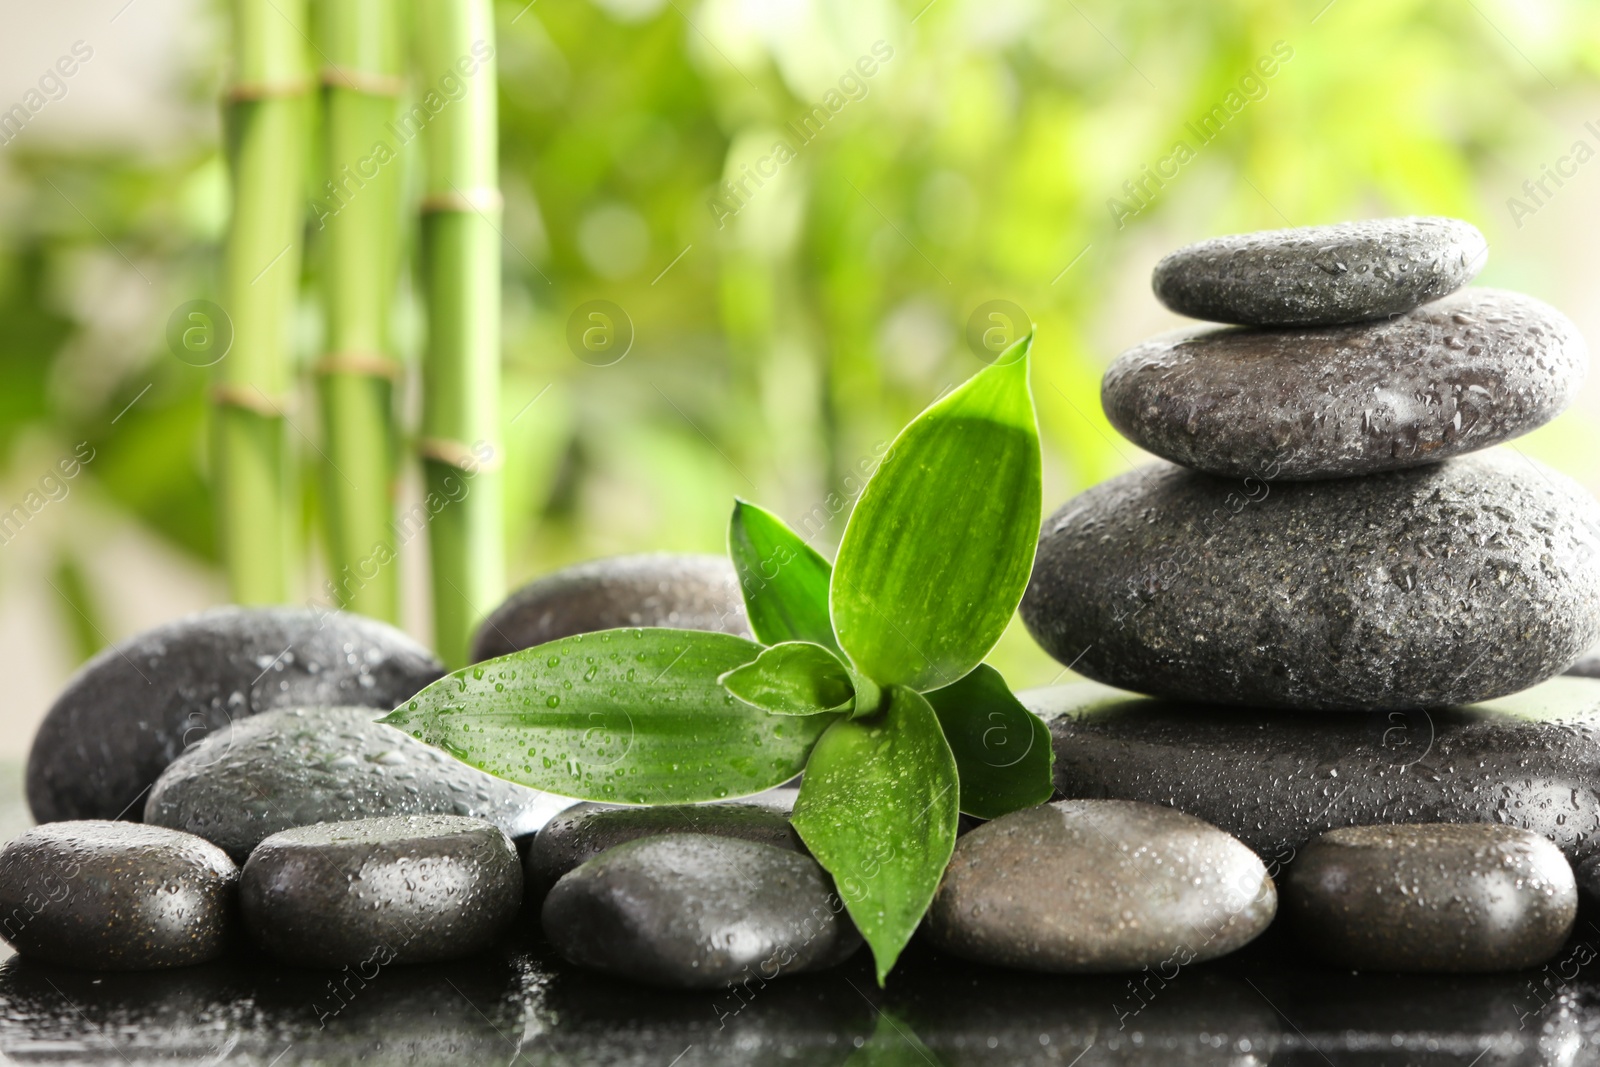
[381,628,834,804]
[925,664,1054,819]
[720,641,855,716]
[729,499,839,652]
[791,686,960,985]
[830,335,1041,692]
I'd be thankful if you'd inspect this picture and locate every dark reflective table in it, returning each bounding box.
[1,766,1598,1065]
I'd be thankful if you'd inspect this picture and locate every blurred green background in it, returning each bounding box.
[2,0,1599,753]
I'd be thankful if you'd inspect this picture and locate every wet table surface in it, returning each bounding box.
[0,765,1598,1065]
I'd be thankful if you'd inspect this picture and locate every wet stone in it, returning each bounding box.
[0,821,237,970]
[926,800,1274,973]
[471,553,750,663]
[27,606,444,824]
[1151,216,1487,326]
[1021,451,1600,711]
[524,793,800,900]
[1284,823,1576,972]
[541,834,860,989]
[144,706,569,861]
[1025,676,1600,873]
[1103,288,1586,480]
[239,814,522,968]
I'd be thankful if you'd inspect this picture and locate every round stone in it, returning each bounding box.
[1151,216,1487,326]
[1021,451,1600,711]
[525,795,800,901]
[1103,289,1586,480]
[541,834,860,989]
[470,554,749,663]
[926,800,1275,973]
[239,814,522,968]
[1283,824,1576,972]
[0,821,237,970]
[1026,676,1600,871]
[27,606,444,824]
[145,706,570,861]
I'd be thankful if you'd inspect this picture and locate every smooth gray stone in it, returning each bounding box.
[27,606,444,825]
[525,793,800,900]
[1103,288,1586,480]
[1025,677,1600,872]
[1283,823,1576,973]
[471,553,749,663]
[926,800,1274,973]
[1021,451,1600,711]
[239,815,521,968]
[542,834,860,989]
[145,706,570,861]
[1151,216,1487,326]
[0,821,236,970]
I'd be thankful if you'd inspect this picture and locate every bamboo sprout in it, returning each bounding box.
[216,0,309,604]
[313,0,404,621]
[414,0,504,666]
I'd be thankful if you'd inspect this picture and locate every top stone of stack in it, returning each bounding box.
[1151,216,1487,326]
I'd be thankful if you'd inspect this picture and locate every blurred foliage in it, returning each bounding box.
[2,0,1599,688]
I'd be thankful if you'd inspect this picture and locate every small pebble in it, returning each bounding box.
[542,834,859,989]
[1284,824,1576,972]
[471,554,749,662]
[26,606,443,824]
[525,794,800,901]
[239,815,522,968]
[0,821,237,970]
[145,706,569,860]
[926,800,1274,973]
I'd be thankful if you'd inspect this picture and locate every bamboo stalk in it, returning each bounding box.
[216,0,310,604]
[312,0,404,621]
[415,0,503,666]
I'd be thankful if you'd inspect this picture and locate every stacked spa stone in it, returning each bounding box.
[1017,217,1600,970]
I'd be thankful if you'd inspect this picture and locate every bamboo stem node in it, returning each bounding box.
[420,187,503,214]
[320,66,407,96]
[211,383,293,418]
[417,436,504,472]
[226,79,313,102]
[313,351,403,378]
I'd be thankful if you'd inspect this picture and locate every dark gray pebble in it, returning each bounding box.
[525,794,800,900]
[1026,676,1600,873]
[239,815,522,968]
[542,834,859,989]
[1284,823,1575,972]
[1021,451,1600,711]
[27,606,444,824]
[1152,216,1487,326]
[145,706,570,861]
[926,800,1274,973]
[471,554,749,663]
[1103,288,1585,480]
[0,821,236,970]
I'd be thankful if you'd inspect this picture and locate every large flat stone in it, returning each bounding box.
[1023,677,1600,871]
[1021,451,1600,711]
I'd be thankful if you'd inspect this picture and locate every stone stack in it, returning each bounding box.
[1016,217,1600,967]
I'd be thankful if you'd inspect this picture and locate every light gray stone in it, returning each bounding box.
[926,800,1274,973]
